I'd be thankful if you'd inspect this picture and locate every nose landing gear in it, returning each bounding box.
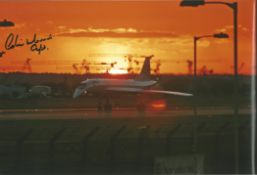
[97,97,113,113]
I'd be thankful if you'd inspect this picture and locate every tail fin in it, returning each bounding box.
[136,55,153,80]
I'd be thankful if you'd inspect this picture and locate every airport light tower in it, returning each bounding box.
[180,0,238,79]
[0,19,15,27]
[193,32,229,76]
[191,32,228,158]
[180,0,240,173]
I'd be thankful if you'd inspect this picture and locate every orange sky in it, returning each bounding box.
[0,0,255,75]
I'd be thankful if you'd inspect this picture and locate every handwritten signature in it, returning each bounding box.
[0,33,53,57]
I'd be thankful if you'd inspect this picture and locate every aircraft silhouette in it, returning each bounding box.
[73,55,193,112]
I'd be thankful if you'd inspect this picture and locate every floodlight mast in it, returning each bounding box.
[180,0,239,173]
[180,0,238,85]
[0,19,15,27]
[193,32,229,78]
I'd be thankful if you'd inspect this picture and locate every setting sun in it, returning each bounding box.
[109,68,128,74]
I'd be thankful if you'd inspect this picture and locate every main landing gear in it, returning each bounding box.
[97,97,112,113]
[97,97,146,113]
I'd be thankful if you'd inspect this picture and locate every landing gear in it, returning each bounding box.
[97,97,112,113]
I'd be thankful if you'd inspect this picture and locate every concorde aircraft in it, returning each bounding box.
[73,55,192,112]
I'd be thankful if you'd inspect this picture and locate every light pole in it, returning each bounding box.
[192,32,228,155]
[180,0,239,173]
[194,33,229,77]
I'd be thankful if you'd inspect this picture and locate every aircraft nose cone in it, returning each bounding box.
[73,88,86,99]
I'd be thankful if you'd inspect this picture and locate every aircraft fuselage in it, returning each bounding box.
[73,78,157,98]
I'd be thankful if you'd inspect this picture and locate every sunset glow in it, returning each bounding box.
[0,0,254,75]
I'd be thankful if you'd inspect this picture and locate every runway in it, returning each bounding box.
[0,106,250,120]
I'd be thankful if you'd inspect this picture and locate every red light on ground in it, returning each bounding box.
[151,99,166,110]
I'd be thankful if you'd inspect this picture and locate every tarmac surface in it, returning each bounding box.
[0,106,252,174]
[0,106,251,120]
